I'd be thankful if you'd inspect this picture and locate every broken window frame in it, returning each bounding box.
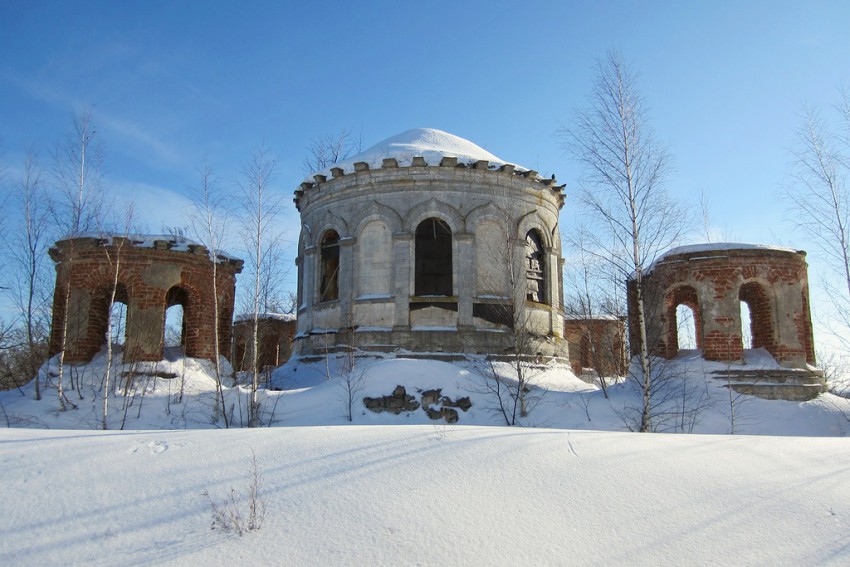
[525,230,546,304]
[319,230,340,302]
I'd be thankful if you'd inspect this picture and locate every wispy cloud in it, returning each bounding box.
[108,179,194,234]
[5,72,188,169]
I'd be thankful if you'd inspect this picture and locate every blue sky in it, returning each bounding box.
[2,0,849,297]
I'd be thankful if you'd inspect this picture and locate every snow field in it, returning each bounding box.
[1,426,849,565]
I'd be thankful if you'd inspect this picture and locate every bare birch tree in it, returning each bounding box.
[561,50,687,432]
[50,110,106,411]
[239,147,282,427]
[7,148,52,400]
[101,206,135,430]
[785,89,850,352]
[189,161,230,426]
[301,129,363,176]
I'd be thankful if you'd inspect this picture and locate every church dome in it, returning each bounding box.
[307,128,530,179]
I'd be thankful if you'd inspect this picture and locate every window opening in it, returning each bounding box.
[525,230,546,303]
[109,302,127,347]
[165,286,188,350]
[738,281,773,352]
[320,230,340,302]
[415,218,452,296]
[739,301,753,349]
[164,305,185,348]
[675,304,697,350]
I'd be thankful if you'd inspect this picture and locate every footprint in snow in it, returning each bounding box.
[126,440,169,454]
[147,441,168,454]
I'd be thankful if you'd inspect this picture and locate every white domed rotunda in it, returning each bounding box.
[293,128,569,359]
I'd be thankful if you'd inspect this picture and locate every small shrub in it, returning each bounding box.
[202,451,267,536]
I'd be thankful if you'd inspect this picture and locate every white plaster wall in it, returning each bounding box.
[356,220,392,297]
[475,219,510,296]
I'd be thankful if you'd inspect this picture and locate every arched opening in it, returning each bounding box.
[665,286,701,356]
[165,286,188,351]
[739,301,753,349]
[88,283,130,351]
[109,302,128,347]
[319,230,340,302]
[415,218,452,296]
[738,281,773,353]
[676,304,698,350]
[525,230,546,304]
[107,284,129,348]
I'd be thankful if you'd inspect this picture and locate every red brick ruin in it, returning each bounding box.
[232,315,297,372]
[49,235,243,364]
[564,317,627,377]
[629,245,816,367]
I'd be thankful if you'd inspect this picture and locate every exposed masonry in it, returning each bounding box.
[630,246,816,367]
[293,154,570,359]
[49,236,242,364]
[564,318,627,377]
[232,316,296,372]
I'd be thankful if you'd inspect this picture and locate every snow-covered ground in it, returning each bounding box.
[2,426,849,565]
[3,347,849,436]
[2,349,850,565]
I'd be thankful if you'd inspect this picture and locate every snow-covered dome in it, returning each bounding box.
[307,128,529,180]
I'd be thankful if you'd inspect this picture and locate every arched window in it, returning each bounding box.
[665,285,701,356]
[675,304,698,350]
[165,286,188,350]
[107,284,130,347]
[525,230,546,304]
[415,218,452,296]
[739,281,773,352]
[320,230,340,302]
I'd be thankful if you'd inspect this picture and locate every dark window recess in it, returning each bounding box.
[472,302,514,328]
[415,218,452,296]
[320,230,340,302]
[526,230,546,303]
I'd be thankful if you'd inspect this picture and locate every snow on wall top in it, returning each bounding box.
[306,128,532,181]
[235,312,297,323]
[645,242,803,274]
[56,232,241,263]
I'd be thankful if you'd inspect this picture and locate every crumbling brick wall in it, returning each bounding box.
[48,236,243,364]
[628,246,815,367]
[564,318,626,376]
[232,316,296,372]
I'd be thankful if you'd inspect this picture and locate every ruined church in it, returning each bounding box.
[47,127,825,400]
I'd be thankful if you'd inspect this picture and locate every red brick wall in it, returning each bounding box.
[232,317,296,372]
[564,318,626,376]
[49,236,242,364]
[628,247,815,366]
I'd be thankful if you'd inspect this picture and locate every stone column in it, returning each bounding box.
[339,237,356,330]
[456,232,474,328]
[300,246,317,333]
[393,233,412,330]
